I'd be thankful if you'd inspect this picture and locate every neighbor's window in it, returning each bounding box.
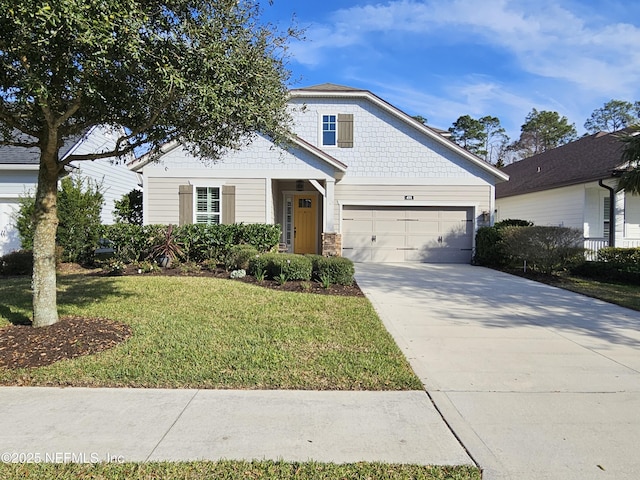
[603,196,611,241]
[195,187,221,224]
[322,114,337,146]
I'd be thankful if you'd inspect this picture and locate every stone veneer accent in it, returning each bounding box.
[321,233,342,257]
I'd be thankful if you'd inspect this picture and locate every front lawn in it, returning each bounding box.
[0,275,422,390]
[0,461,481,480]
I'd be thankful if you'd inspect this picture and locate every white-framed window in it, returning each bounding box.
[195,186,221,224]
[603,196,611,241]
[322,114,337,146]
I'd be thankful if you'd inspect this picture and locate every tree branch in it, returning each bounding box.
[0,139,40,148]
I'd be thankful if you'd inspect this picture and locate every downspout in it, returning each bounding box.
[599,179,615,247]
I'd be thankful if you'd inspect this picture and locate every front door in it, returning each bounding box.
[293,195,317,254]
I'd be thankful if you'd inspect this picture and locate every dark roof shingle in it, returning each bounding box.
[496,131,627,198]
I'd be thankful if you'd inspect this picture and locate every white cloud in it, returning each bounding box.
[296,0,640,96]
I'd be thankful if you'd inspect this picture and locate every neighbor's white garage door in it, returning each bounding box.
[342,206,474,263]
[0,200,22,257]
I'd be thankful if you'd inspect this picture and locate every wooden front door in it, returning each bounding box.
[293,195,317,254]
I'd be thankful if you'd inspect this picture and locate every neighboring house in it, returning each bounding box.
[0,125,140,257]
[129,83,508,263]
[495,130,639,255]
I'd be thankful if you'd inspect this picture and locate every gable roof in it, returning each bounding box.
[0,133,86,166]
[496,131,627,199]
[128,135,348,175]
[290,84,508,182]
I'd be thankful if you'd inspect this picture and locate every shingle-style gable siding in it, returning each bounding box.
[146,134,339,178]
[288,98,495,183]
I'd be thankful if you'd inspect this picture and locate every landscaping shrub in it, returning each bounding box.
[99,223,281,267]
[596,247,640,272]
[571,261,640,285]
[473,219,533,267]
[100,223,164,264]
[501,225,584,274]
[313,256,355,285]
[0,250,34,276]
[224,244,259,271]
[15,176,104,263]
[249,252,312,281]
[473,226,504,267]
[113,189,143,225]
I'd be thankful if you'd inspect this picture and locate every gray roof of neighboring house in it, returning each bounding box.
[292,83,365,92]
[496,131,628,199]
[0,135,82,165]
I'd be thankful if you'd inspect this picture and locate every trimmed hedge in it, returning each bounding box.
[571,261,640,285]
[473,219,533,267]
[310,255,355,285]
[500,225,584,274]
[0,250,34,276]
[100,223,281,264]
[248,253,312,281]
[596,247,640,271]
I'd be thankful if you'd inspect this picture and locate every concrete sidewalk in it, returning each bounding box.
[356,263,640,480]
[0,387,472,466]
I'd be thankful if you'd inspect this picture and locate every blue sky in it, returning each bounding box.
[262,0,640,141]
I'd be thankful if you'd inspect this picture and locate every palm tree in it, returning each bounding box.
[616,126,640,194]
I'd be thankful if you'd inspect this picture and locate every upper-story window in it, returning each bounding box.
[321,113,353,148]
[322,115,337,146]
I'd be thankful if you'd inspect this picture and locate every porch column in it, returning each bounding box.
[265,178,273,224]
[325,179,335,231]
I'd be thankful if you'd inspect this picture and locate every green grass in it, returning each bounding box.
[0,461,481,480]
[553,273,640,311]
[0,275,422,390]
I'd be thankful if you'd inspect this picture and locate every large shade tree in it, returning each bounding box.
[0,0,296,327]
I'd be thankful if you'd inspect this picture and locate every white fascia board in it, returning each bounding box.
[289,89,509,182]
[338,176,492,186]
[0,164,40,170]
[142,166,335,180]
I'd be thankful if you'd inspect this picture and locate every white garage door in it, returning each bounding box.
[342,206,474,263]
[0,200,22,257]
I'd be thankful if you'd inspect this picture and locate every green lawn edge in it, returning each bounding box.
[0,460,481,480]
[0,275,422,390]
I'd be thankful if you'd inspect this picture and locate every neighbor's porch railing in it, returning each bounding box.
[584,239,608,261]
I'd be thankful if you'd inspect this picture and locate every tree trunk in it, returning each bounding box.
[32,143,61,327]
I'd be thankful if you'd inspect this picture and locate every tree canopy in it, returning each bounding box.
[584,100,640,134]
[0,0,296,327]
[508,109,577,160]
[448,114,508,165]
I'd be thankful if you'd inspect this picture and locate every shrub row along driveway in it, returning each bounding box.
[355,263,640,480]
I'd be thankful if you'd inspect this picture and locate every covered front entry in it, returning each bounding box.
[342,206,474,263]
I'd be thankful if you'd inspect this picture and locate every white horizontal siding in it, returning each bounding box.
[145,176,266,225]
[68,126,140,224]
[496,186,584,230]
[0,170,38,197]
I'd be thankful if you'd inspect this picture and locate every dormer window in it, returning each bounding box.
[321,114,353,148]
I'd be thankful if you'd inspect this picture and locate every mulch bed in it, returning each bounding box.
[0,264,363,370]
[0,316,132,370]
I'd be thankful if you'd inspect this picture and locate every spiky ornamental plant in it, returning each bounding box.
[0,0,296,327]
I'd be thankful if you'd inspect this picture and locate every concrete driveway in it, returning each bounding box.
[355,263,640,480]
